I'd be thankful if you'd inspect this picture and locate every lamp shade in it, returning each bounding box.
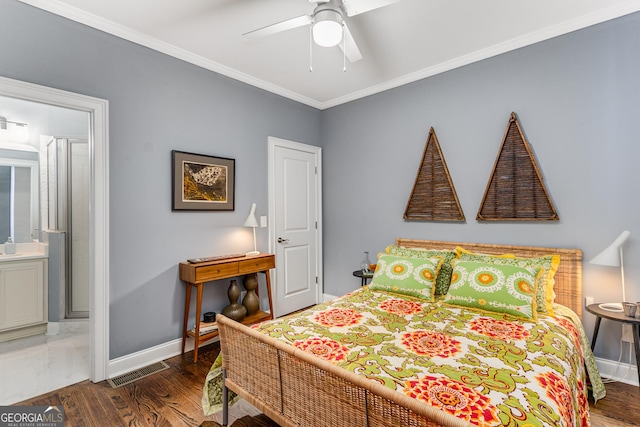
[589,230,630,267]
[244,203,260,256]
[243,203,258,228]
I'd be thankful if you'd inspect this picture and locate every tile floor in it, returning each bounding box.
[0,320,89,405]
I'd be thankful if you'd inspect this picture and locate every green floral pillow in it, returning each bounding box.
[456,247,560,316]
[386,245,456,296]
[370,254,443,301]
[443,260,541,320]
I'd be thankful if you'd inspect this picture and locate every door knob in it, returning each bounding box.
[277,237,289,243]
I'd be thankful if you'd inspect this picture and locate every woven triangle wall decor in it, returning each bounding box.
[476,112,558,221]
[404,127,465,221]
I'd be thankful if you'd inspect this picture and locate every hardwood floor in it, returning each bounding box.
[590,380,640,426]
[15,343,221,426]
[14,342,640,426]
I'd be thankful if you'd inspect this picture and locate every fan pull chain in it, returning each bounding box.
[309,26,313,72]
[342,23,346,72]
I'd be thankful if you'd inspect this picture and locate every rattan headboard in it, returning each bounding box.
[395,238,583,318]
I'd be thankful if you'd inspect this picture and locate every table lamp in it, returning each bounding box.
[589,230,631,312]
[244,203,260,256]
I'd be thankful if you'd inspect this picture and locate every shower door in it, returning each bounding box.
[46,138,89,319]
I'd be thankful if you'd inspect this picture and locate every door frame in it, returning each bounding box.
[0,75,109,382]
[267,136,323,317]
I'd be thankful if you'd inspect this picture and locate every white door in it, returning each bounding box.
[268,137,322,317]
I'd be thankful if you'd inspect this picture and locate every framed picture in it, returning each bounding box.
[172,150,235,211]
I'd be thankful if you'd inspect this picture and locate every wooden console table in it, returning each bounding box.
[179,253,275,362]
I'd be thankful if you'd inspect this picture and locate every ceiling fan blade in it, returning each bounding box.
[339,23,362,63]
[341,0,405,17]
[243,15,313,40]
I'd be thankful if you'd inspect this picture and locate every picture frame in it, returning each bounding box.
[172,150,235,211]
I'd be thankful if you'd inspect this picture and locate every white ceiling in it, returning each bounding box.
[18,0,640,109]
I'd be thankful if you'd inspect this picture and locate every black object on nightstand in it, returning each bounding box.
[586,303,640,388]
[352,270,374,286]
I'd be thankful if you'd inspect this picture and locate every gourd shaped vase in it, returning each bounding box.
[221,279,247,322]
[242,273,260,316]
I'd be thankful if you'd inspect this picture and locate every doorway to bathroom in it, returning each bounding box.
[0,96,92,403]
[0,74,110,393]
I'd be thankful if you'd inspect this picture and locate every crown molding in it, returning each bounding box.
[19,0,640,110]
[18,0,324,109]
[318,1,640,109]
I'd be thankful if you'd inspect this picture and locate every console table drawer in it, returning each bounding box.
[239,257,275,274]
[195,263,239,281]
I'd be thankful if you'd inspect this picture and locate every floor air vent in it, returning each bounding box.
[107,361,170,388]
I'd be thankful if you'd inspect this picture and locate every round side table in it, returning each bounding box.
[586,303,640,388]
[352,270,374,286]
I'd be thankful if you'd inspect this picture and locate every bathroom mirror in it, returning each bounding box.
[0,151,39,244]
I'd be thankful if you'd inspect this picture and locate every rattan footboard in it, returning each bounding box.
[217,314,473,427]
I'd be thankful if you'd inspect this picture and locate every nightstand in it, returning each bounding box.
[352,270,373,286]
[586,303,640,388]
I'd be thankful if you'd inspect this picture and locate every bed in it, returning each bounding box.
[203,238,605,427]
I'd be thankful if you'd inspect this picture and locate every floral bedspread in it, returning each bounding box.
[203,287,604,426]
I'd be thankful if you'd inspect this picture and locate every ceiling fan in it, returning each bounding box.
[244,0,405,64]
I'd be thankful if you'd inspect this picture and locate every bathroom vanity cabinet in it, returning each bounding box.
[0,258,48,342]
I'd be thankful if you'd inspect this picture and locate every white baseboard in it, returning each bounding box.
[108,335,219,379]
[595,356,639,387]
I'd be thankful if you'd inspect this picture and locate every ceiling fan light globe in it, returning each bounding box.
[313,10,343,47]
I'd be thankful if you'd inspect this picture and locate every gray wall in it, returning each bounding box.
[1,0,638,366]
[0,0,321,358]
[321,12,640,363]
